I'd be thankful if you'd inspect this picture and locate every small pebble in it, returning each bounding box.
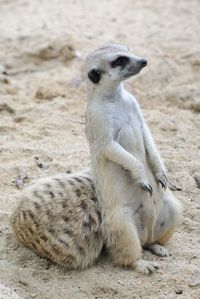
[0,103,15,114]
[194,176,200,189]
[189,278,200,288]
[118,280,124,285]
[34,157,49,169]
[14,175,29,188]
[175,289,183,294]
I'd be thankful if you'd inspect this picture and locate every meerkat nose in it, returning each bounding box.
[140,59,148,67]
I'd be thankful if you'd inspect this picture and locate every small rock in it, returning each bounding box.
[15,177,24,188]
[0,76,10,84]
[0,64,6,74]
[189,278,200,288]
[191,100,200,112]
[14,175,29,188]
[0,103,15,114]
[0,65,9,83]
[175,289,183,294]
[194,176,200,189]
[34,157,49,169]
[14,116,26,123]
[18,280,28,287]
[118,280,124,285]
[66,169,72,174]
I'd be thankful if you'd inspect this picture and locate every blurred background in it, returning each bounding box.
[0,0,200,298]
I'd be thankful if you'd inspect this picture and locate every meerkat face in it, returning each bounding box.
[86,44,147,87]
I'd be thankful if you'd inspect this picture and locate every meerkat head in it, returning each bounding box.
[85,44,147,90]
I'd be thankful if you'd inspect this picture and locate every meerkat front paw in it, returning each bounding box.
[145,244,169,257]
[155,171,168,190]
[139,182,153,196]
[134,259,159,275]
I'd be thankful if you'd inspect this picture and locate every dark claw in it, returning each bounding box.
[158,179,166,189]
[157,173,168,190]
[140,183,153,196]
[149,264,159,274]
[148,185,153,196]
[158,175,168,190]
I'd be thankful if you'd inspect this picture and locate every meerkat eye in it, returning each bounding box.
[110,56,130,68]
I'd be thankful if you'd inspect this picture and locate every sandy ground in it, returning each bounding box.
[0,0,200,298]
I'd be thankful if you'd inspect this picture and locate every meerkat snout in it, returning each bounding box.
[125,56,148,78]
[140,59,147,67]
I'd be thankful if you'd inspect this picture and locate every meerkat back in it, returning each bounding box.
[10,171,103,269]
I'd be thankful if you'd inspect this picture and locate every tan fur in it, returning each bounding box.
[11,171,103,269]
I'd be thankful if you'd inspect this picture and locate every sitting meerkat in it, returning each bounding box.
[85,44,182,274]
[11,44,182,275]
[11,171,103,269]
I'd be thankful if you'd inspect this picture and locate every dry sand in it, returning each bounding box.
[0,0,200,298]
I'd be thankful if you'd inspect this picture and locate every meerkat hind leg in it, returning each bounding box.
[145,192,182,256]
[106,210,158,275]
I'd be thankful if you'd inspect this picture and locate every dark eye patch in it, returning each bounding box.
[88,69,102,84]
[110,56,130,69]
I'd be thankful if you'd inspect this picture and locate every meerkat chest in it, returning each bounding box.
[113,103,144,152]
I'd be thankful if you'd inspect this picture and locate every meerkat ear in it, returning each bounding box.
[88,69,101,84]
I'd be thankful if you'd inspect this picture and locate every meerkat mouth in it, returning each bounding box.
[124,68,142,78]
[124,61,147,78]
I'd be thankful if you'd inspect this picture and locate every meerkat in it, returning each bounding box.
[11,170,103,269]
[85,44,182,275]
[11,44,182,275]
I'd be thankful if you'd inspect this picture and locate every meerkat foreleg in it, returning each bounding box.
[132,100,167,190]
[142,123,168,189]
[104,141,153,195]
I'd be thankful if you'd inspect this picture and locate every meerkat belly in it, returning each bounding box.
[95,157,146,209]
[99,159,160,244]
